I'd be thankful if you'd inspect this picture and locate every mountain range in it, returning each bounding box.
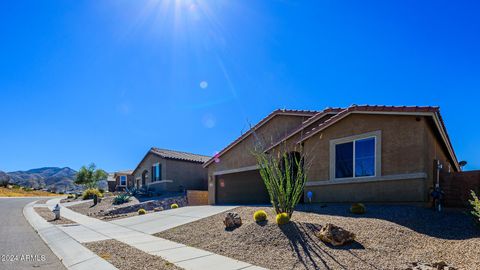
[3,167,107,193]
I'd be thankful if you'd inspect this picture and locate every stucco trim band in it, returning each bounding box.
[213,165,259,176]
[305,172,427,187]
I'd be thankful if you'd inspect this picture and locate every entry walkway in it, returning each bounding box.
[46,199,266,270]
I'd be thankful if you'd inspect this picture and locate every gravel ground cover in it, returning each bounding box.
[156,205,480,270]
[67,195,142,220]
[67,194,186,220]
[35,207,76,225]
[84,239,182,270]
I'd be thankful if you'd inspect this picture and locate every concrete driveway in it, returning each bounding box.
[109,205,236,234]
[0,197,65,270]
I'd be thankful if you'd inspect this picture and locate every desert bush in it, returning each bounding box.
[469,190,480,224]
[98,188,105,194]
[24,187,33,192]
[67,194,75,199]
[138,208,146,215]
[171,203,179,209]
[82,188,103,200]
[113,193,131,205]
[276,212,290,225]
[253,210,268,222]
[350,203,366,214]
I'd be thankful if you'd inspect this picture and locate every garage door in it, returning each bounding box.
[215,170,270,204]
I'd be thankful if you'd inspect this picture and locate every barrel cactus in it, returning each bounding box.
[276,212,290,225]
[350,203,366,214]
[253,210,268,222]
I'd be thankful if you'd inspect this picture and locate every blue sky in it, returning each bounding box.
[0,0,479,172]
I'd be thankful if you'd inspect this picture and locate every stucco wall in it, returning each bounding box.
[304,114,426,181]
[165,158,207,192]
[115,174,135,190]
[424,117,456,200]
[133,152,207,193]
[132,153,167,187]
[306,178,426,203]
[207,114,311,203]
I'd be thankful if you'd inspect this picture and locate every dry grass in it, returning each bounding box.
[0,187,58,197]
[156,205,480,270]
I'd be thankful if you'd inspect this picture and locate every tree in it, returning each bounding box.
[74,163,107,189]
[252,143,310,218]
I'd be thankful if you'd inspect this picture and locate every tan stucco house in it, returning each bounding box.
[204,105,459,205]
[132,148,210,193]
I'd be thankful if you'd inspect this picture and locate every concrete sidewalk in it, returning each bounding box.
[48,198,267,270]
[23,200,117,270]
[110,205,237,234]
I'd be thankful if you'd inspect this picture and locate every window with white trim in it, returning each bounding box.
[331,131,380,179]
[120,175,127,186]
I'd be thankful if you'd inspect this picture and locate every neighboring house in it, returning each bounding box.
[204,105,459,205]
[113,170,134,191]
[132,148,210,193]
[107,173,116,192]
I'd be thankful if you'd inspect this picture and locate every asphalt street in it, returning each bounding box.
[0,197,65,270]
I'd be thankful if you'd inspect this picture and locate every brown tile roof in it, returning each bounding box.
[203,109,320,167]
[300,105,441,141]
[114,170,133,175]
[150,148,210,163]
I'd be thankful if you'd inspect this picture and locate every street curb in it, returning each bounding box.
[23,200,118,270]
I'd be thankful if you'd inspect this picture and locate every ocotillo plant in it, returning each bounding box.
[253,143,309,218]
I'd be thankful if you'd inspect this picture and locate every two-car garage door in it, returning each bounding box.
[215,170,270,204]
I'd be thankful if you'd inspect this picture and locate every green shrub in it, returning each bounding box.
[24,187,33,192]
[82,188,103,200]
[171,203,179,209]
[113,193,131,205]
[350,203,366,214]
[98,188,105,194]
[469,190,480,224]
[276,212,290,225]
[253,210,268,222]
[67,194,75,199]
[138,208,146,215]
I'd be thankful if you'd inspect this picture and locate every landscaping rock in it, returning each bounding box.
[317,223,355,246]
[405,261,457,270]
[223,212,242,229]
[107,196,187,216]
[154,207,164,212]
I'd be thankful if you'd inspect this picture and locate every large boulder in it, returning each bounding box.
[317,223,355,246]
[405,261,457,270]
[223,212,242,229]
[0,171,10,187]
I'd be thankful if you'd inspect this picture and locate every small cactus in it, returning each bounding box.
[253,210,268,222]
[171,203,179,209]
[138,208,146,215]
[350,203,366,214]
[276,212,290,225]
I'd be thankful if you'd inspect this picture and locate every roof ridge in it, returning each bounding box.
[151,147,210,158]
